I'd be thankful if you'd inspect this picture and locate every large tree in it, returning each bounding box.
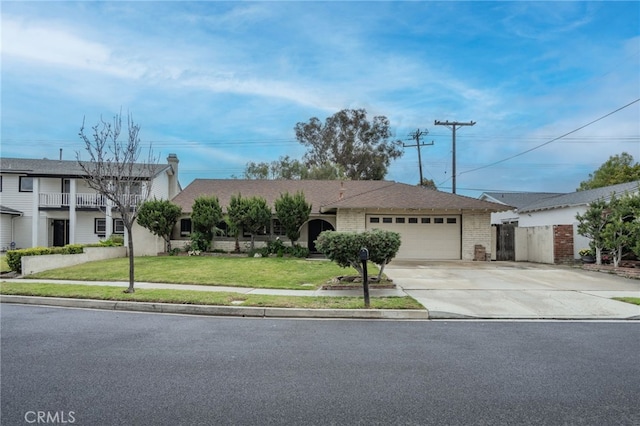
[294,108,403,180]
[274,191,312,245]
[137,199,182,252]
[243,156,345,180]
[577,152,640,191]
[77,112,158,293]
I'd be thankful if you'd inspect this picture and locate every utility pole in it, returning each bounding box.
[403,129,433,186]
[433,120,476,194]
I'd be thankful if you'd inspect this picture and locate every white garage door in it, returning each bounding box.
[366,214,461,260]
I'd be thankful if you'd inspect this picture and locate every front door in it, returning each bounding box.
[307,219,334,253]
[496,224,515,261]
[53,220,69,247]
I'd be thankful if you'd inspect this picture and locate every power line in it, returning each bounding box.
[459,98,640,177]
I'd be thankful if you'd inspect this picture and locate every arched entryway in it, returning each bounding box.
[307,219,335,253]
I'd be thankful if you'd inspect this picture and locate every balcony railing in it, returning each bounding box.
[39,193,143,208]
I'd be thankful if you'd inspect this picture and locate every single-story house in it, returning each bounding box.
[170,179,509,261]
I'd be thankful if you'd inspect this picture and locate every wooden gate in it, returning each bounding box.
[496,224,515,261]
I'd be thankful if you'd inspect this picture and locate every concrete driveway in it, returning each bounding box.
[385,261,640,319]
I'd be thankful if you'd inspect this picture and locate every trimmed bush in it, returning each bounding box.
[315,229,401,280]
[6,244,88,273]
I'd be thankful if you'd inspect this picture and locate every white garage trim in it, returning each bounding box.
[366,214,461,260]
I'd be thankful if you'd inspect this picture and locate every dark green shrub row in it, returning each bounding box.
[6,244,85,273]
[248,239,310,258]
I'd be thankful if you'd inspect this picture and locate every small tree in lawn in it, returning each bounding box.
[365,229,401,280]
[576,198,611,265]
[601,192,640,267]
[227,194,272,251]
[137,199,182,252]
[77,112,158,293]
[190,196,222,252]
[274,191,311,246]
[315,230,401,281]
[243,196,272,250]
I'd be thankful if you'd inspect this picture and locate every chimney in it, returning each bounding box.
[167,154,180,198]
[59,148,63,161]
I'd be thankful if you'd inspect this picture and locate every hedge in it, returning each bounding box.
[6,244,85,274]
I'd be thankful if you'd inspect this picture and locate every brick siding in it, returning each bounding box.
[553,224,574,264]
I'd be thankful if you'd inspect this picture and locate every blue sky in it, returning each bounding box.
[2,1,639,197]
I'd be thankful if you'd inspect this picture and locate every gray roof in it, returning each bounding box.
[0,205,22,215]
[480,192,565,209]
[0,157,170,179]
[519,181,640,213]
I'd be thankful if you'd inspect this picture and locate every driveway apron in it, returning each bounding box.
[385,261,640,319]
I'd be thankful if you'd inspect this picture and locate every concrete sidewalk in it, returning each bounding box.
[385,261,640,320]
[2,261,639,320]
[0,278,421,320]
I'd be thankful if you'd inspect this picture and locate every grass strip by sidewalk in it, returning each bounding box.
[26,257,375,290]
[0,282,424,310]
[613,297,640,306]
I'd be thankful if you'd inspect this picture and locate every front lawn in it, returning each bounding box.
[26,256,378,290]
[0,255,8,273]
[0,282,423,310]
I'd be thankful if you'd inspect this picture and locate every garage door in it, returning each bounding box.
[366,215,461,260]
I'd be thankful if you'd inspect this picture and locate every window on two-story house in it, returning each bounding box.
[19,177,33,192]
[95,218,125,236]
[95,218,106,236]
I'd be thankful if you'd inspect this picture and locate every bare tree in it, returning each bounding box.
[77,112,158,293]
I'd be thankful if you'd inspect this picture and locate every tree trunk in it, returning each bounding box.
[165,236,172,253]
[125,227,135,293]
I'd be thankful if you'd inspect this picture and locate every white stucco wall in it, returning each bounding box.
[514,226,554,264]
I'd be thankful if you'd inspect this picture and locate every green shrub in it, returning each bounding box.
[289,245,309,258]
[315,230,401,280]
[6,247,53,273]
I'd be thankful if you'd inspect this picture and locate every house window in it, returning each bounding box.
[421,218,431,224]
[113,219,125,234]
[434,218,444,224]
[217,221,230,237]
[447,218,457,224]
[19,177,33,192]
[95,218,106,234]
[382,217,392,224]
[408,218,418,224]
[369,217,380,224]
[395,217,405,224]
[180,219,192,236]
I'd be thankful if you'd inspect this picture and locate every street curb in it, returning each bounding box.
[0,295,430,320]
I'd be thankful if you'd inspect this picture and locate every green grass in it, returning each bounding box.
[0,282,423,310]
[0,255,8,273]
[27,256,378,290]
[614,297,640,306]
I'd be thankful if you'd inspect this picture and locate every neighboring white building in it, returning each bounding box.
[480,181,640,260]
[0,155,180,252]
[479,192,565,225]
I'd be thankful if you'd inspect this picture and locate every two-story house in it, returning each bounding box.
[0,154,180,251]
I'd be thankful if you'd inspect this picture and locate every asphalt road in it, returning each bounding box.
[2,304,639,426]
